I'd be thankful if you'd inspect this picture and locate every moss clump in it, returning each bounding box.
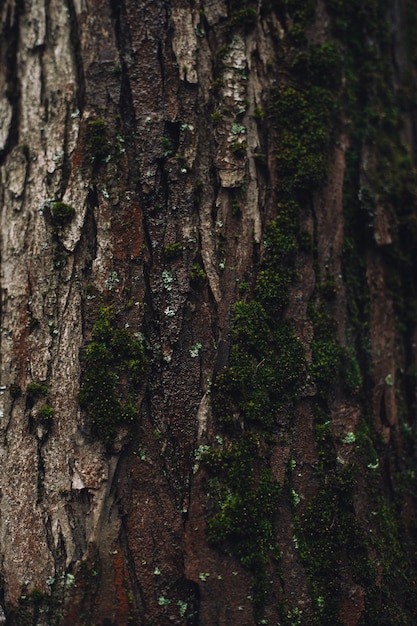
[357,498,417,624]
[296,469,371,625]
[272,0,317,45]
[255,203,299,315]
[253,106,264,119]
[270,34,342,194]
[307,299,363,402]
[209,169,306,622]
[230,140,247,157]
[210,282,304,621]
[210,110,222,124]
[79,306,148,447]
[291,42,342,90]
[190,262,206,285]
[15,587,48,625]
[311,337,341,390]
[272,86,337,192]
[203,434,281,621]
[160,136,173,158]
[214,304,305,430]
[227,6,257,30]
[87,117,108,164]
[38,405,54,422]
[10,383,21,399]
[50,201,75,227]
[163,242,183,259]
[210,297,305,621]
[27,382,48,400]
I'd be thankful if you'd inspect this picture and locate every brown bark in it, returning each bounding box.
[1,0,417,624]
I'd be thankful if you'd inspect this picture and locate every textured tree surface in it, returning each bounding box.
[1,0,417,624]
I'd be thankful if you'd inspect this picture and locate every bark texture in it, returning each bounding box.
[1,0,417,624]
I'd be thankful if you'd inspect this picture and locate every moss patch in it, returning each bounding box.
[79,306,148,447]
[87,117,109,164]
[50,202,75,227]
[201,435,281,621]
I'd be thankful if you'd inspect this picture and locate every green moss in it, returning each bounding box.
[272,86,337,192]
[269,31,342,195]
[307,296,364,402]
[50,201,75,227]
[340,346,362,394]
[210,110,222,124]
[87,117,108,164]
[203,434,281,621]
[15,585,49,625]
[160,136,173,157]
[209,292,305,622]
[209,216,305,618]
[27,382,48,399]
[213,304,305,430]
[190,263,206,285]
[296,469,370,625]
[10,383,21,399]
[253,106,264,120]
[206,3,417,623]
[282,0,316,24]
[163,242,183,259]
[79,306,148,447]
[28,589,45,605]
[357,498,417,624]
[208,169,306,621]
[230,140,247,157]
[311,337,341,391]
[255,204,299,315]
[291,43,342,90]
[227,6,257,30]
[38,405,54,421]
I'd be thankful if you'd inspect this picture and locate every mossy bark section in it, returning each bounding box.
[1,0,417,625]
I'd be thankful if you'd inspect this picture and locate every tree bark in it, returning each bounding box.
[1,0,417,624]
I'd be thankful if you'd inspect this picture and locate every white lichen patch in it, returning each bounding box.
[189,342,202,358]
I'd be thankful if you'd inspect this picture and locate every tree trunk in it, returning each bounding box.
[1,0,417,624]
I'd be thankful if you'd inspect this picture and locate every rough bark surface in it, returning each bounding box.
[1,0,417,624]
